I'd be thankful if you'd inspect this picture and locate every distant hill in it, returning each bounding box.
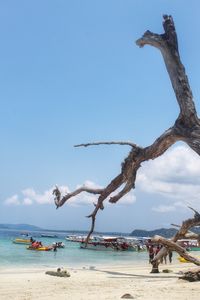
[0,223,42,231]
[130,228,178,238]
[130,227,200,238]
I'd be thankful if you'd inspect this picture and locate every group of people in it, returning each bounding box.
[147,243,173,264]
[52,241,65,251]
[29,237,64,251]
[30,237,43,249]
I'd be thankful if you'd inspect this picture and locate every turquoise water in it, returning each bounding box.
[0,229,149,269]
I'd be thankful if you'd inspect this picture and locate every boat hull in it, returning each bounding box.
[80,242,136,251]
[80,244,115,251]
[13,239,31,245]
[188,247,200,251]
[27,246,53,251]
[178,255,200,263]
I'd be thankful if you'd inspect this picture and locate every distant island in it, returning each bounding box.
[130,228,178,238]
[0,223,42,231]
[130,227,200,238]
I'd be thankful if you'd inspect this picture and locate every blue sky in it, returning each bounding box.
[1,0,200,233]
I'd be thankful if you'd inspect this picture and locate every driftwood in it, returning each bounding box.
[150,207,200,279]
[53,15,200,244]
[180,268,200,282]
[45,268,70,277]
[152,235,200,266]
[121,294,134,299]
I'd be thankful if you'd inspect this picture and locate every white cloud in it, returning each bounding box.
[22,188,36,198]
[4,188,55,206]
[117,191,136,205]
[22,188,54,204]
[4,179,136,208]
[23,198,33,206]
[83,180,102,189]
[137,144,200,211]
[3,181,102,207]
[152,205,176,213]
[5,195,20,206]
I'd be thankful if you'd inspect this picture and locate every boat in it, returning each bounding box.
[187,247,200,251]
[178,239,200,251]
[178,255,200,263]
[41,234,58,238]
[27,245,53,251]
[80,241,116,251]
[178,256,190,263]
[66,234,145,251]
[65,235,87,242]
[20,232,30,237]
[13,238,32,245]
[80,236,140,251]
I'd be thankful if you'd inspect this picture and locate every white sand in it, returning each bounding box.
[0,262,200,300]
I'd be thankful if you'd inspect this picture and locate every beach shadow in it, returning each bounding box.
[94,269,178,279]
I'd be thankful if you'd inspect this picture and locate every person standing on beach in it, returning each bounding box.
[148,245,154,263]
[155,245,160,255]
[168,250,173,263]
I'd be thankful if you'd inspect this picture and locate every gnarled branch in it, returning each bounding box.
[152,235,200,266]
[53,186,104,209]
[150,207,200,276]
[74,141,139,148]
[54,15,200,243]
[171,223,200,241]
[136,15,197,124]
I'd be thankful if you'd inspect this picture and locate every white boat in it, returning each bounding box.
[65,235,87,242]
[41,234,58,238]
[65,234,103,243]
[66,234,146,251]
[177,239,200,251]
[80,236,138,251]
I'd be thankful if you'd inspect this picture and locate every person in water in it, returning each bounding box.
[30,237,35,243]
[53,243,58,252]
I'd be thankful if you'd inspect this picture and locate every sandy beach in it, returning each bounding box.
[0,262,200,300]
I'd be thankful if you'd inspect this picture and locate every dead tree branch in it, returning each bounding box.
[54,15,200,243]
[152,235,200,266]
[150,208,200,277]
[171,223,200,240]
[74,141,139,148]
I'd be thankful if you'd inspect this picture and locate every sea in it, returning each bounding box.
[0,229,149,269]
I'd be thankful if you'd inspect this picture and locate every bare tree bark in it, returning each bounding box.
[152,235,200,266]
[180,268,200,281]
[53,15,200,245]
[150,207,200,278]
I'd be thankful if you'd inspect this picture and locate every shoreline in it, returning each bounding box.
[0,262,200,299]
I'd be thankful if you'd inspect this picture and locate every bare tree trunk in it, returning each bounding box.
[150,260,160,273]
[53,15,200,252]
